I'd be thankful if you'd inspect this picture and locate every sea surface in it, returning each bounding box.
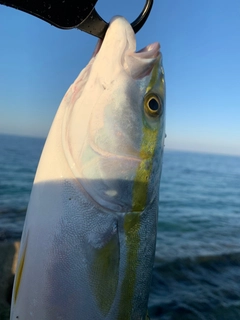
[1,133,240,319]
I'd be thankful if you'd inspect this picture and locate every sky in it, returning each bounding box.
[0,0,240,155]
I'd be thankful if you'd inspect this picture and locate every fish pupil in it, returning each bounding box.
[148,98,159,111]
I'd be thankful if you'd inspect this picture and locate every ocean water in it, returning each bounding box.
[1,134,240,319]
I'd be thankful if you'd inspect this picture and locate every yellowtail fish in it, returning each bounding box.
[10,16,165,320]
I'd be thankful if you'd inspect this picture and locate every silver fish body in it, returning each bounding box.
[10,16,166,320]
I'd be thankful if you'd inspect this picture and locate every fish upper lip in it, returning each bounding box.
[135,42,160,59]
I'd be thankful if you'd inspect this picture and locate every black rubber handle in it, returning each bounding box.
[0,0,98,29]
[0,0,154,38]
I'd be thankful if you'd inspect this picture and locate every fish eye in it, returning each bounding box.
[144,93,162,117]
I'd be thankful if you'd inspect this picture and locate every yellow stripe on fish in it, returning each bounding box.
[117,57,165,319]
[14,236,28,303]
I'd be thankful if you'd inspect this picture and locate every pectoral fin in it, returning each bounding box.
[87,226,120,315]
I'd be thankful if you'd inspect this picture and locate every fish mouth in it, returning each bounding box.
[91,16,160,63]
[92,39,160,60]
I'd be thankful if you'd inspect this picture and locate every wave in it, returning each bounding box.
[0,207,26,241]
[154,251,240,270]
[149,252,240,319]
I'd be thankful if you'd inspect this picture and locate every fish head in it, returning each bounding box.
[63,16,165,213]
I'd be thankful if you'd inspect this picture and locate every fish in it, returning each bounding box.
[10,16,166,320]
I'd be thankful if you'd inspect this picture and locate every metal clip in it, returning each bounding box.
[78,0,154,38]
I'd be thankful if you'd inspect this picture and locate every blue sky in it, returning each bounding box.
[0,0,240,155]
